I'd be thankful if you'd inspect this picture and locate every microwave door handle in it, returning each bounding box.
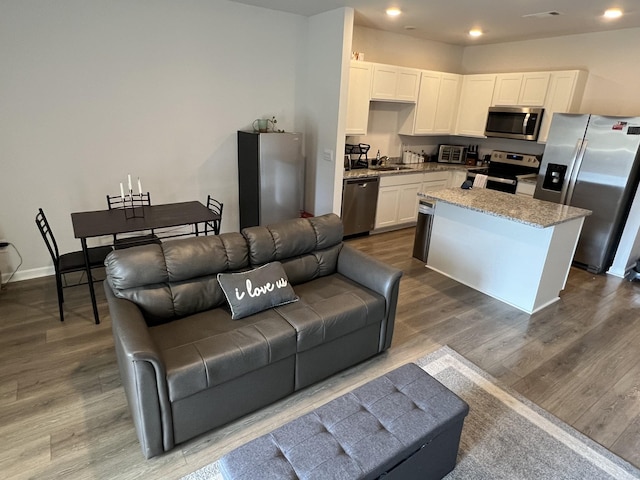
[522,113,530,136]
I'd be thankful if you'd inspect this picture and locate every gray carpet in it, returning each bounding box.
[182,346,640,480]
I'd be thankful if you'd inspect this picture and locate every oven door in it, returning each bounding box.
[467,170,518,194]
[486,177,517,193]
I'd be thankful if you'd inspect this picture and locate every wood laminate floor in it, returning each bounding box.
[1,227,639,479]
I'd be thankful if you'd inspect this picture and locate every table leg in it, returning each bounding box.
[194,222,200,236]
[81,238,100,324]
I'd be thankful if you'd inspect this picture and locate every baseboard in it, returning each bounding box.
[607,264,634,279]
[1,266,53,285]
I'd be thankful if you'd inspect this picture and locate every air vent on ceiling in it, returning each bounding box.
[522,11,563,18]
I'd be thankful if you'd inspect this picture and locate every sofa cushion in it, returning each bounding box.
[150,308,297,402]
[242,214,344,285]
[105,232,249,325]
[275,274,385,353]
[217,262,299,320]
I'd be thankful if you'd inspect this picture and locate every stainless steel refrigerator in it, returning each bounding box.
[237,131,304,229]
[534,114,640,273]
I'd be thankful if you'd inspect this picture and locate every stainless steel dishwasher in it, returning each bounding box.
[342,177,379,236]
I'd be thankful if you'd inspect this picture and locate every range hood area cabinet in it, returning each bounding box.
[398,71,461,135]
[453,70,586,140]
[370,64,420,102]
[491,72,550,107]
[346,61,373,135]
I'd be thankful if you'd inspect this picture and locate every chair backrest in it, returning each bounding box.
[206,195,224,234]
[35,208,60,264]
[107,192,152,210]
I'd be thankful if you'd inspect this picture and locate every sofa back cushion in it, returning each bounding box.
[105,233,249,325]
[242,214,344,285]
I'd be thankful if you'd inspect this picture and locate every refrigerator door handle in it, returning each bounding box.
[565,139,588,205]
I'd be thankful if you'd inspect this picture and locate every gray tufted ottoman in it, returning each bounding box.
[219,363,469,480]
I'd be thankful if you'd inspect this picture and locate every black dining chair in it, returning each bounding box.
[205,195,224,235]
[35,208,113,322]
[106,192,160,249]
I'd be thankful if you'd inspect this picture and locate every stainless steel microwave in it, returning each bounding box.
[484,106,544,141]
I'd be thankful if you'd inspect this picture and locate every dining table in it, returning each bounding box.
[71,201,218,324]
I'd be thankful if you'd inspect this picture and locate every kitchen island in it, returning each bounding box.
[419,188,592,314]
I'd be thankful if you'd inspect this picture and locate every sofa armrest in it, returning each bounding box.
[104,282,173,458]
[337,244,403,352]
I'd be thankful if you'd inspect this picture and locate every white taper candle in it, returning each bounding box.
[120,182,124,198]
[138,177,142,195]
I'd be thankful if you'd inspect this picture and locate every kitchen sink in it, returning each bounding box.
[370,165,414,171]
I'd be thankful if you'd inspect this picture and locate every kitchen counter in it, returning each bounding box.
[344,162,473,179]
[420,188,591,228]
[418,187,591,314]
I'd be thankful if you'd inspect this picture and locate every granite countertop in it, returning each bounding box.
[344,162,473,179]
[419,188,592,228]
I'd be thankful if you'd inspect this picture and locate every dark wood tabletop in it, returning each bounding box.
[71,201,217,238]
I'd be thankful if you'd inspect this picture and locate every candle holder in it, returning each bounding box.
[123,194,146,219]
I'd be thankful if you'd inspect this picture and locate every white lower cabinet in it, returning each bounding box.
[375,187,402,229]
[374,171,454,230]
[374,173,423,230]
[516,181,536,197]
[397,183,423,224]
[447,170,468,188]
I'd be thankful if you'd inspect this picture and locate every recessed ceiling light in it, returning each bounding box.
[604,8,623,19]
[386,7,402,17]
[469,29,483,37]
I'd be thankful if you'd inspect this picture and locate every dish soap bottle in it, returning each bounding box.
[375,149,380,166]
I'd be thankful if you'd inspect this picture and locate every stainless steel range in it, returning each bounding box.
[467,150,540,194]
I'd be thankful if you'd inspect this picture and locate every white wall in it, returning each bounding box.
[461,28,640,116]
[352,26,463,73]
[0,0,308,279]
[303,8,353,216]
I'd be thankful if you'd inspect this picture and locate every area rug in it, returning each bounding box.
[182,346,640,479]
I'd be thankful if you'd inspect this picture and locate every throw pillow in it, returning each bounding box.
[217,262,298,320]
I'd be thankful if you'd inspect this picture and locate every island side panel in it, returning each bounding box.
[533,216,585,311]
[427,202,555,314]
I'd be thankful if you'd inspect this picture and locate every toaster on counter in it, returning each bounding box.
[437,145,467,164]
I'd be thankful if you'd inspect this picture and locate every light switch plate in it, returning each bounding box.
[323,149,334,162]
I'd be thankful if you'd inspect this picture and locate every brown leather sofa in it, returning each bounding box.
[104,213,402,458]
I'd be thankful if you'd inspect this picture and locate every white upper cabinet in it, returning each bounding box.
[537,70,588,143]
[433,73,461,133]
[492,72,550,106]
[370,64,420,103]
[454,74,497,137]
[345,61,373,136]
[519,72,551,105]
[343,60,588,141]
[492,74,522,105]
[398,71,461,135]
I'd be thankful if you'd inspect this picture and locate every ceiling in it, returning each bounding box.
[228,0,640,46]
